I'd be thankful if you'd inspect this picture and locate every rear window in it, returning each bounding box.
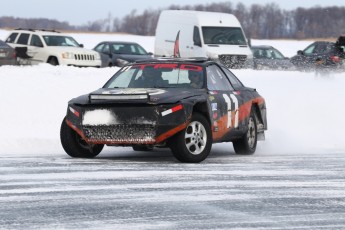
[6,33,18,43]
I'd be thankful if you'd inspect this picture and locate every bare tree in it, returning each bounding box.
[1,3,345,39]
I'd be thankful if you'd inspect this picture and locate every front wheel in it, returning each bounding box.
[48,57,59,66]
[169,113,212,163]
[233,111,257,155]
[60,117,104,158]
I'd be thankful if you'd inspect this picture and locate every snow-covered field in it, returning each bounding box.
[0,29,344,156]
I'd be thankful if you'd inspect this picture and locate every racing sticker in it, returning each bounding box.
[223,93,239,128]
[102,89,166,95]
[211,103,218,111]
[161,105,183,116]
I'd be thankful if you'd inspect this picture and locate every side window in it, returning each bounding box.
[304,44,316,55]
[272,49,284,59]
[316,43,332,54]
[6,33,18,43]
[266,50,273,59]
[103,44,110,53]
[206,65,233,91]
[17,33,30,45]
[221,67,244,89]
[30,35,43,47]
[193,26,202,47]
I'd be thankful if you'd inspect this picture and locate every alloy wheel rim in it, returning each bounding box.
[184,121,207,155]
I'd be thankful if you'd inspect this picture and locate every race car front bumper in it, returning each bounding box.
[65,103,190,145]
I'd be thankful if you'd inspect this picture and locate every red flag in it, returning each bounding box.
[173,30,181,58]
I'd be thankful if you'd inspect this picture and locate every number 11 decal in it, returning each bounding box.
[222,94,239,128]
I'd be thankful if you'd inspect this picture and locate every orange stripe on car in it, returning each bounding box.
[155,122,188,143]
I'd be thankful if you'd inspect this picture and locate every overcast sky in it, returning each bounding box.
[2,0,344,25]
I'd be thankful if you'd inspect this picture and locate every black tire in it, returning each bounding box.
[233,110,257,155]
[60,117,104,158]
[169,113,212,163]
[132,145,154,151]
[48,57,59,66]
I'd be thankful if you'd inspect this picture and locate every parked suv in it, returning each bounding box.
[5,28,101,67]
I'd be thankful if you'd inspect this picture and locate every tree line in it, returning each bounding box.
[1,2,345,39]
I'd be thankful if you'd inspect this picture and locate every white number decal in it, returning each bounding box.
[222,94,232,128]
[222,94,239,129]
[230,94,239,128]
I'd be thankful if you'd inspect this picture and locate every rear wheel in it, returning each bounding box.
[169,113,212,163]
[233,110,257,155]
[60,117,103,158]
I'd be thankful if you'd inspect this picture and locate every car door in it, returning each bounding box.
[206,64,245,142]
[300,43,317,66]
[27,34,45,64]
[192,26,206,57]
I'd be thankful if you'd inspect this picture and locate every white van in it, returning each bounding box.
[154,10,253,68]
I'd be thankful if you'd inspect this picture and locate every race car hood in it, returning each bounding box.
[70,88,205,105]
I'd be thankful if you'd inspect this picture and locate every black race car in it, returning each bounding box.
[60,58,267,163]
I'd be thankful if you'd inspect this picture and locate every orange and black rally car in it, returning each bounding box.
[60,58,267,163]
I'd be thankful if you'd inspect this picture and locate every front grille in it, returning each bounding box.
[74,54,95,61]
[83,124,156,144]
[218,55,247,68]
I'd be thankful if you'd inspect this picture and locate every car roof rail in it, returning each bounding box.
[37,29,61,33]
[15,28,36,32]
[14,28,60,33]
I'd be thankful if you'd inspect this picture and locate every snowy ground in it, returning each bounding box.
[1,29,344,156]
[1,30,345,229]
[0,64,344,156]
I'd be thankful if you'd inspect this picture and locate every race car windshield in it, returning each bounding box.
[43,36,80,47]
[104,63,205,89]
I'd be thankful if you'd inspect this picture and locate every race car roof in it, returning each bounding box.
[133,57,212,65]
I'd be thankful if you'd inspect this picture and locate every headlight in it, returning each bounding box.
[116,58,129,66]
[62,52,74,59]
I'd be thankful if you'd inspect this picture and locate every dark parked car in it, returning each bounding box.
[251,45,293,70]
[93,41,153,67]
[290,38,345,70]
[98,52,112,68]
[0,40,17,66]
[60,58,267,163]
